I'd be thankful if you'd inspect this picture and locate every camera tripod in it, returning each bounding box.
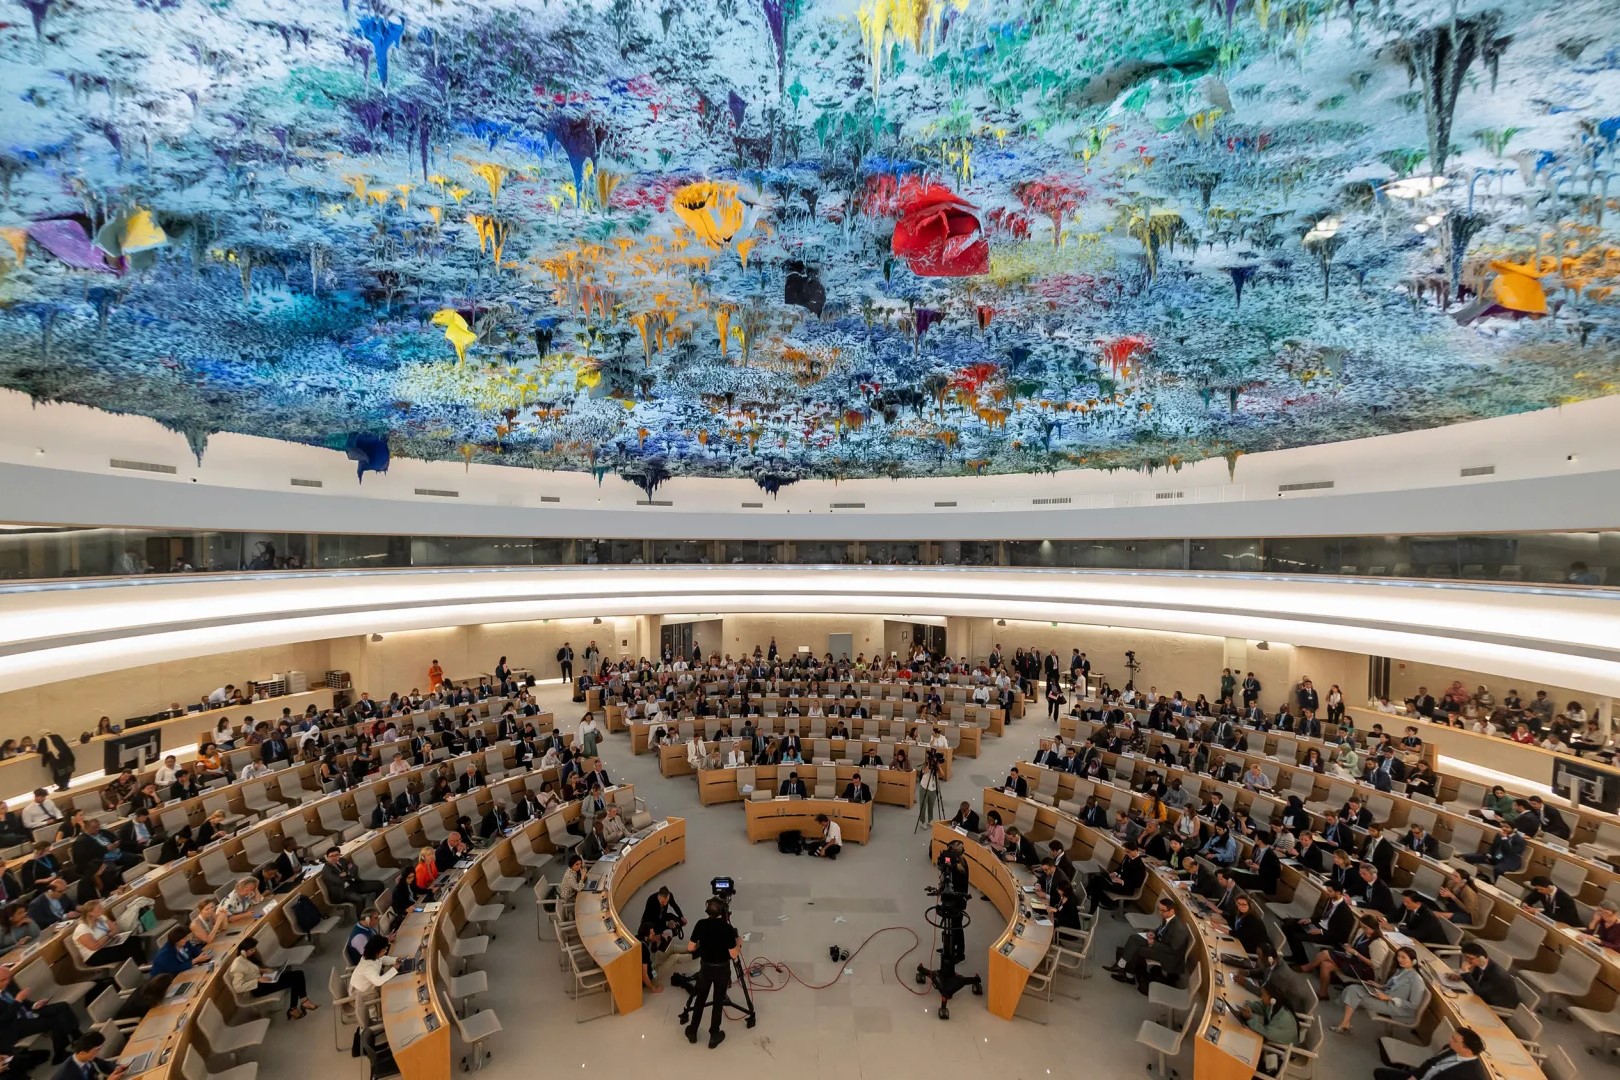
[915,889,983,1019]
[674,953,757,1030]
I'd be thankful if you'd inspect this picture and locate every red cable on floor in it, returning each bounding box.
[734,924,934,997]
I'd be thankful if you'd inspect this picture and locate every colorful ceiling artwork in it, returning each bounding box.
[1,1,1619,492]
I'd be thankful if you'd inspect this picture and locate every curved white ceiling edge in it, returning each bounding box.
[2,389,1619,539]
[2,568,1618,697]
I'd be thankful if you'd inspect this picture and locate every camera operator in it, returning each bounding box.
[914,749,944,828]
[683,898,741,1048]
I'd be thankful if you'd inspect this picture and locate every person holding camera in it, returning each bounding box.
[683,899,741,1049]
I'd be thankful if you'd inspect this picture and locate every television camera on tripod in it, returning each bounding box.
[916,839,983,1018]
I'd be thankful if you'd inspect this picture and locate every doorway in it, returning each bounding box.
[660,622,693,663]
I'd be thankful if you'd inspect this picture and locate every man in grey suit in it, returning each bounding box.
[1104,897,1189,990]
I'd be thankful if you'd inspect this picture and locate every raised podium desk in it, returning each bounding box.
[744,797,873,844]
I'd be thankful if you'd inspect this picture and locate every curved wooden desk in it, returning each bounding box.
[380,815,547,1080]
[629,708,982,756]
[575,816,687,1015]
[744,798,872,844]
[926,821,1051,1020]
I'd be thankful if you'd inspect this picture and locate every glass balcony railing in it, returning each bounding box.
[0,525,1616,589]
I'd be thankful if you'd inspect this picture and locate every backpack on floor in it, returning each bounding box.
[777,830,802,855]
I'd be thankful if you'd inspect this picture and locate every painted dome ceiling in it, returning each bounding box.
[0,0,1618,491]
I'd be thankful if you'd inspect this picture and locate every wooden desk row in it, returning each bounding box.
[926,821,1051,1021]
[618,705,996,752]
[0,689,339,803]
[596,674,1024,713]
[575,817,688,1016]
[657,739,952,782]
[744,798,874,845]
[1268,837,1546,1080]
[973,785,1262,1075]
[1053,720,1620,905]
[23,693,554,846]
[695,764,916,809]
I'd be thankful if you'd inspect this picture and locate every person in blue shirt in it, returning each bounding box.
[345,910,383,966]
[1200,824,1241,866]
[148,925,205,976]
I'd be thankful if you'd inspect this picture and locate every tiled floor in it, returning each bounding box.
[251,680,1599,1080]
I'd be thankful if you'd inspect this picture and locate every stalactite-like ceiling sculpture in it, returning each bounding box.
[1,0,1618,490]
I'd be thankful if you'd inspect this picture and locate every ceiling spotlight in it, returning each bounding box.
[1425,213,1446,225]
[1303,217,1341,243]
[1255,640,1271,651]
[996,619,1007,626]
[370,633,383,642]
[1413,223,1430,233]
[592,616,603,625]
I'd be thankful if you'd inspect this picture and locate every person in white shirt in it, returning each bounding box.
[240,760,272,781]
[930,728,950,750]
[387,755,411,777]
[21,789,63,830]
[349,935,399,1002]
[223,877,265,918]
[207,685,235,706]
[723,740,748,768]
[809,814,842,859]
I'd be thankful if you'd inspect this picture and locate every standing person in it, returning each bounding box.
[682,898,741,1049]
[914,751,943,833]
[557,643,574,683]
[39,735,75,792]
[1045,682,1066,722]
[578,713,602,759]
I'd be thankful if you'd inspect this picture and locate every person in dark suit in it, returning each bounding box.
[1045,841,1076,885]
[1208,870,1241,924]
[1228,895,1270,954]
[455,766,486,794]
[1087,842,1147,912]
[1317,811,1350,851]
[1341,798,1373,830]
[1462,823,1525,881]
[1033,743,1067,769]
[858,749,883,767]
[479,803,512,839]
[841,775,872,804]
[1282,884,1354,964]
[778,771,807,797]
[1327,851,1358,895]
[1524,876,1580,926]
[1352,864,1399,919]
[1293,832,1327,874]
[434,832,468,873]
[1234,833,1282,895]
[947,802,980,833]
[115,810,161,858]
[1363,824,1398,882]
[1458,943,1520,1009]
[1391,891,1448,944]
[1003,828,1039,869]
[0,962,82,1064]
[1510,800,1542,839]
[1105,897,1191,987]
[1002,768,1028,798]
[26,878,76,929]
[1401,824,1439,858]
[1529,797,1571,841]
[1372,1027,1486,1080]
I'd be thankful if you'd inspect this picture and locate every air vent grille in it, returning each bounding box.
[1277,480,1335,493]
[829,502,866,509]
[109,459,176,475]
[289,478,323,488]
[1031,496,1072,505]
[1459,465,1496,477]
[413,488,459,498]
[933,501,957,507]
[637,499,673,507]
[740,502,764,508]
[539,496,560,503]
[1154,491,1185,501]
